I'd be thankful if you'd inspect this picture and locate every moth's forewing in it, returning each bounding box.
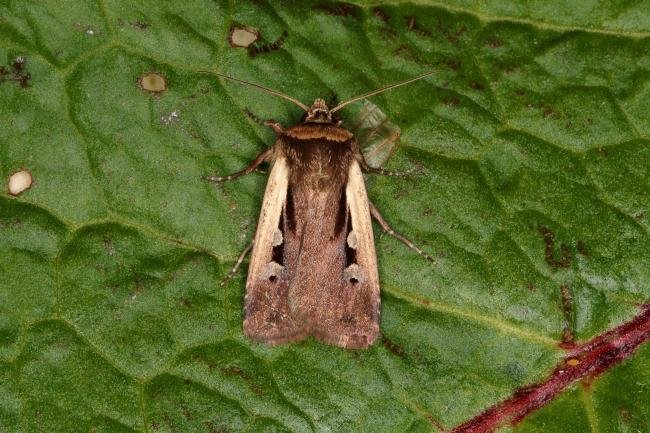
[243,153,306,345]
[308,159,380,348]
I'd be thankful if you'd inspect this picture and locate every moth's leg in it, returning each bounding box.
[242,109,285,135]
[219,240,254,287]
[203,147,273,183]
[263,120,284,135]
[369,202,435,263]
[359,155,414,177]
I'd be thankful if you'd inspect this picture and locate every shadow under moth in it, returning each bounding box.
[204,72,434,349]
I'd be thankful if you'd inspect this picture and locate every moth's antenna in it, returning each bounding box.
[200,70,310,112]
[331,70,435,113]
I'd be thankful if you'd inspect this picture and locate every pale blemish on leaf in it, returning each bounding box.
[7,169,33,196]
[160,110,180,125]
[138,72,167,93]
[73,22,99,36]
[229,26,260,48]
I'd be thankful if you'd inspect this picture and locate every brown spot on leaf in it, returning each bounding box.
[179,297,193,308]
[576,240,588,255]
[426,414,446,431]
[381,335,406,358]
[406,16,416,30]
[538,225,571,270]
[228,26,260,48]
[405,16,431,37]
[130,20,149,30]
[221,366,264,395]
[372,7,389,22]
[12,57,25,71]
[470,81,484,91]
[542,105,559,119]
[620,409,631,423]
[138,72,167,93]
[248,30,287,58]
[315,2,359,18]
[0,56,31,88]
[102,237,116,256]
[445,59,461,70]
[486,37,502,48]
[443,97,461,107]
[180,405,192,420]
[418,297,432,307]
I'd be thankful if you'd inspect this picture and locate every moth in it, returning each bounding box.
[205,72,434,349]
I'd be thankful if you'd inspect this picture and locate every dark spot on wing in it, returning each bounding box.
[284,185,296,233]
[334,189,347,238]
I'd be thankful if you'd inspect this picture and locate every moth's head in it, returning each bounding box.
[303,98,333,124]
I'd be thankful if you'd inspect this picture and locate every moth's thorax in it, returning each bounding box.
[280,123,356,191]
[284,123,353,142]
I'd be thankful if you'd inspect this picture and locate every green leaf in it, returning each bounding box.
[1,1,648,433]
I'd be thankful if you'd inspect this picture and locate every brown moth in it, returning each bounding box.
[205,72,434,349]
